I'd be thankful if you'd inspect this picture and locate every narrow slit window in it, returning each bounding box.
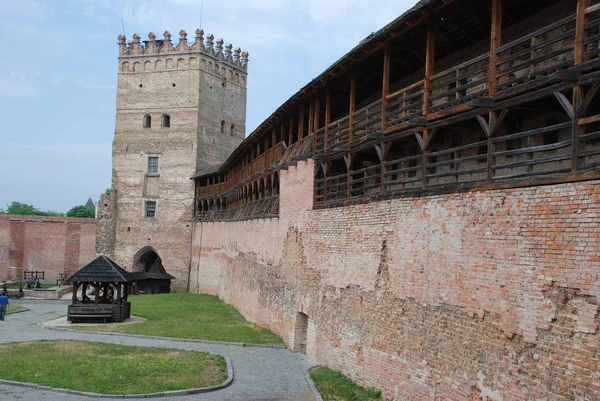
[230,123,235,136]
[162,114,170,128]
[143,114,152,128]
[221,120,226,134]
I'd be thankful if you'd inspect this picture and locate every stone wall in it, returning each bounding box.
[192,159,600,400]
[0,215,97,283]
[107,32,247,290]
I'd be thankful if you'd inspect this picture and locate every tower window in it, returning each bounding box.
[221,120,226,134]
[144,200,156,218]
[162,114,170,128]
[143,114,151,128]
[230,124,235,136]
[147,156,159,175]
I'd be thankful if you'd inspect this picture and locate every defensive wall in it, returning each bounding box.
[192,159,600,400]
[0,215,97,283]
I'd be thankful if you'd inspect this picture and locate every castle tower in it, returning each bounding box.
[102,29,248,291]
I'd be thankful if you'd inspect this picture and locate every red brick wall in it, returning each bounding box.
[0,215,97,283]
[191,159,600,400]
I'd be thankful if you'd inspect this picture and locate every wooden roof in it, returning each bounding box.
[67,255,134,283]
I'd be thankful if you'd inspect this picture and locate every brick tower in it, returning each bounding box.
[98,29,248,291]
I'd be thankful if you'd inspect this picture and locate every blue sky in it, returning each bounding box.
[0,0,414,213]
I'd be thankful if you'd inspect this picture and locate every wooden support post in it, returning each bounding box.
[345,154,353,200]
[325,89,331,152]
[489,0,502,97]
[573,0,591,172]
[280,122,285,146]
[314,96,320,153]
[423,21,435,116]
[487,112,496,181]
[298,105,305,140]
[381,42,391,130]
[308,96,315,135]
[288,116,294,146]
[349,74,356,142]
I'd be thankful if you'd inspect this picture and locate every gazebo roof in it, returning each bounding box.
[67,255,134,283]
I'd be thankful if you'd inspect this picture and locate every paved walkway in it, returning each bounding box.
[0,300,316,401]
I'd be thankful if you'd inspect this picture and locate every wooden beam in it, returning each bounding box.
[325,89,331,152]
[489,0,502,97]
[381,42,391,130]
[298,104,305,140]
[477,115,491,138]
[313,95,321,153]
[575,0,591,65]
[575,80,600,118]
[423,21,435,116]
[554,91,575,120]
[288,115,294,146]
[349,74,356,142]
[487,111,496,181]
[308,96,315,135]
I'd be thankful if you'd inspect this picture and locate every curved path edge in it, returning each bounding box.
[42,324,286,349]
[304,364,324,401]
[0,356,234,399]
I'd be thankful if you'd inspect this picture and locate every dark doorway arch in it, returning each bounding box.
[131,246,174,294]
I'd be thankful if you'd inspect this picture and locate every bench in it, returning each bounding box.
[24,271,45,289]
[2,283,23,298]
[69,313,112,323]
[56,273,68,287]
[68,305,114,324]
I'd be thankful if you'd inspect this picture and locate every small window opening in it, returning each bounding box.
[143,114,151,128]
[230,123,235,136]
[147,156,159,175]
[144,200,156,218]
[221,120,226,134]
[172,83,176,87]
[162,114,170,128]
[139,84,143,88]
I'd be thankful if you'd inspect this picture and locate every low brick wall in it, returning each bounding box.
[191,159,600,400]
[0,215,97,283]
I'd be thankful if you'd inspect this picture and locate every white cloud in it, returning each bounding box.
[5,143,109,158]
[0,78,42,99]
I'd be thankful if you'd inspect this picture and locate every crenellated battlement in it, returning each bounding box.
[118,29,248,71]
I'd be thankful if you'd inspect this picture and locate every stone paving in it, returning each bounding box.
[0,300,316,401]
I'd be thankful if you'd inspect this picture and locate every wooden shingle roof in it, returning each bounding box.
[67,255,134,283]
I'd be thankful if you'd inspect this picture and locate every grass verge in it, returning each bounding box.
[0,340,227,394]
[310,366,382,401]
[73,293,284,345]
[3,283,55,290]
[6,304,27,313]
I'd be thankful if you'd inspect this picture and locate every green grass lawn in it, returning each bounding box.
[0,340,226,394]
[6,304,27,313]
[3,283,55,290]
[310,366,382,401]
[74,293,284,345]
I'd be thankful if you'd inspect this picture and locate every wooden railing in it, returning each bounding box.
[495,15,576,97]
[196,143,283,199]
[196,196,279,222]
[385,80,425,129]
[429,53,490,113]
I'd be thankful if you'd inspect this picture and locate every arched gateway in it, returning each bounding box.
[130,246,175,294]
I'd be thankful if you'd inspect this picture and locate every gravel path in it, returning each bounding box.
[0,300,316,401]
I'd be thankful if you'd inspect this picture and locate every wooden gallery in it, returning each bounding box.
[180,0,600,399]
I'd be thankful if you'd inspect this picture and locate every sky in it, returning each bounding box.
[0,0,415,213]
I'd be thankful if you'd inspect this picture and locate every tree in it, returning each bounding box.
[3,202,46,216]
[66,205,95,218]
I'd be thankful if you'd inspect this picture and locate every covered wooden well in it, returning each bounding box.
[66,255,133,323]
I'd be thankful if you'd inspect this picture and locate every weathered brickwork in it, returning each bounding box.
[192,159,600,400]
[0,215,97,283]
